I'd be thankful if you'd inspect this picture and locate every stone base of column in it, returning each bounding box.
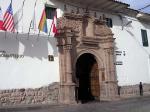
[100,81,120,101]
[59,83,77,104]
[100,96,120,101]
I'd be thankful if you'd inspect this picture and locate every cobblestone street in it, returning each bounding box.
[1,96,150,112]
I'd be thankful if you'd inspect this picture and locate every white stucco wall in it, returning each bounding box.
[0,32,60,89]
[0,0,64,89]
[111,15,150,86]
[0,0,150,89]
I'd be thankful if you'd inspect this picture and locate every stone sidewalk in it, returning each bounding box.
[1,96,150,112]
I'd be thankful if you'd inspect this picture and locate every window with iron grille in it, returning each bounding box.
[106,18,113,28]
[45,6,56,19]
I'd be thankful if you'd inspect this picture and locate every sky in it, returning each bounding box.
[116,0,150,14]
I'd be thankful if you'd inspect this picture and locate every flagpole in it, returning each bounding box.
[15,27,18,39]
[48,20,53,37]
[11,0,15,34]
[11,0,13,33]
[47,20,54,40]
[28,20,32,40]
[37,29,40,38]
[35,29,40,41]
[33,0,37,33]
[4,31,7,39]
[14,0,26,31]
[22,0,26,33]
[28,0,38,39]
[34,0,38,9]
[15,0,26,40]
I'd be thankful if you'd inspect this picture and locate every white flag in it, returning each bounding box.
[14,0,26,32]
[30,8,36,31]
[29,0,38,33]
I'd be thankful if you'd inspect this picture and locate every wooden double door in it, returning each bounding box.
[76,53,100,102]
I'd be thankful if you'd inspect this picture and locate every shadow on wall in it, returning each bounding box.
[112,14,136,38]
[48,38,58,57]
[141,22,150,31]
[112,14,133,30]
[19,34,48,60]
[0,32,58,60]
[0,32,19,58]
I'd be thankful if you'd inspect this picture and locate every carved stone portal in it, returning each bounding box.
[56,12,118,104]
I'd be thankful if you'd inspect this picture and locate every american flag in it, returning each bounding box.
[3,2,15,32]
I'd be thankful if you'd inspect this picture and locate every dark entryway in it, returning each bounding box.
[76,53,100,103]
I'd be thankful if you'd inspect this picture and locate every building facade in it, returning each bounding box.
[0,0,150,105]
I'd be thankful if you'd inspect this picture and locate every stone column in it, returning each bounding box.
[108,47,118,98]
[59,28,76,104]
[99,68,107,99]
[102,47,118,101]
[65,46,73,83]
[105,47,118,100]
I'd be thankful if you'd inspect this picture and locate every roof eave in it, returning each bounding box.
[136,12,150,22]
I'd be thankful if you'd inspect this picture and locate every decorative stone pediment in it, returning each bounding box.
[57,13,82,33]
[94,19,113,37]
[57,12,113,39]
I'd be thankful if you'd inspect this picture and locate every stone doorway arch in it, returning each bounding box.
[76,53,100,103]
[56,12,119,104]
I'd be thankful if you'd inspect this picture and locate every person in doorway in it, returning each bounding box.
[139,82,143,96]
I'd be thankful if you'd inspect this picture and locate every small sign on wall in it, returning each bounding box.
[115,51,122,56]
[115,61,123,65]
[48,55,54,61]
[0,50,24,59]
[115,51,126,56]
